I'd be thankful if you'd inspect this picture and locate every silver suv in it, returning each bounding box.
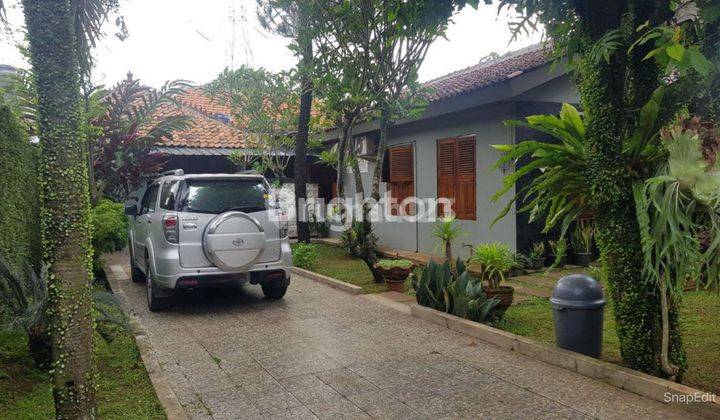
[125,170,292,311]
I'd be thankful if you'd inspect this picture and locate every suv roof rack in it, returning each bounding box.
[160,169,184,177]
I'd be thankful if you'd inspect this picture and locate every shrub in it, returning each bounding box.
[91,199,129,271]
[376,259,413,269]
[292,243,319,270]
[470,242,514,289]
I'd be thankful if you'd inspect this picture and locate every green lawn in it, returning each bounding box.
[294,242,414,294]
[0,327,165,419]
[495,292,720,395]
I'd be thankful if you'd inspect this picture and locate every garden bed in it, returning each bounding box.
[0,327,165,419]
[496,292,720,396]
[292,242,414,294]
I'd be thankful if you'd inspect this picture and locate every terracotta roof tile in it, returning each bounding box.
[423,44,551,102]
[151,88,246,149]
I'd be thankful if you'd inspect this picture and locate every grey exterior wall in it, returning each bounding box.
[331,71,578,258]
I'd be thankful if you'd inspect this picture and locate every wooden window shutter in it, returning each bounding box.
[437,136,476,220]
[437,139,456,217]
[455,137,476,220]
[389,145,414,182]
[388,145,414,215]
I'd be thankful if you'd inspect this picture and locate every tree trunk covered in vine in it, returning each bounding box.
[576,0,685,377]
[23,0,96,417]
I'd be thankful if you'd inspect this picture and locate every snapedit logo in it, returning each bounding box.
[664,391,717,404]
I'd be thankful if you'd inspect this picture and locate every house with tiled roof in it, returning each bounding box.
[151,87,336,200]
[326,44,579,254]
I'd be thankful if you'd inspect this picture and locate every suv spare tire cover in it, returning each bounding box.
[203,211,266,270]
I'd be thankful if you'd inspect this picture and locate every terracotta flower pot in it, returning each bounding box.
[483,285,514,317]
[374,264,413,293]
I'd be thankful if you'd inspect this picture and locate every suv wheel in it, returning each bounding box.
[146,258,174,312]
[261,283,287,300]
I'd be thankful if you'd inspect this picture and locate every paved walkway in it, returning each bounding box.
[106,254,695,420]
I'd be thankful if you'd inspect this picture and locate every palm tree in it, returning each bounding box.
[432,216,463,263]
[14,0,122,416]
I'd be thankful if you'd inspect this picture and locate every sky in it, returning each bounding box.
[0,0,543,89]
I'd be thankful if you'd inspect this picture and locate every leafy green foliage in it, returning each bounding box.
[432,216,463,261]
[470,243,515,289]
[571,222,594,254]
[547,238,567,268]
[632,17,714,78]
[493,94,666,239]
[90,199,128,272]
[0,105,40,275]
[529,242,545,260]
[635,120,720,296]
[206,66,329,180]
[91,74,191,201]
[291,243,319,270]
[413,258,499,323]
[0,255,47,342]
[340,221,378,260]
[376,259,413,269]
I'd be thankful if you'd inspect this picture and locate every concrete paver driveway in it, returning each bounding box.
[107,256,695,419]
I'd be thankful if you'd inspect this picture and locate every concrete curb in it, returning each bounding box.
[291,267,363,294]
[104,261,189,420]
[409,303,719,418]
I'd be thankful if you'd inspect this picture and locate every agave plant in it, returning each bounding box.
[412,258,499,323]
[634,119,720,379]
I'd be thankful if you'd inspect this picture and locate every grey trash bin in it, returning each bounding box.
[550,274,606,358]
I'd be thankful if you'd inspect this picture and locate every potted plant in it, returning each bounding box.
[529,242,546,270]
[548,238,568,268]
[510,252,530,277]
[470,242,515,315]
[571,223,594,267]
[374,259,414,292]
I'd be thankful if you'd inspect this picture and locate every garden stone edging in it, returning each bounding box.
[104,261,189,420]
[409,303,720,418]
[291,266,363,294]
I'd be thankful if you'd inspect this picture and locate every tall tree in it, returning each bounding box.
[257,0,318,243]
[22,0,96,417]
[492,0,718,377]
[313,0,464,281]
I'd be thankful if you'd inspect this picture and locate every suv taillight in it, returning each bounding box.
[162,214,179,243]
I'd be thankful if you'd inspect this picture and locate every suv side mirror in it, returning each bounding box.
[124,204,138,216]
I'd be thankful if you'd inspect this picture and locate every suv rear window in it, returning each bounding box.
[180,179,268,214]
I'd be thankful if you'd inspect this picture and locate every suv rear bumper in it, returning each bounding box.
[152,241,292,290]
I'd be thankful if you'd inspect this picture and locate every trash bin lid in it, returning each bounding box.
[550,274,606,309]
